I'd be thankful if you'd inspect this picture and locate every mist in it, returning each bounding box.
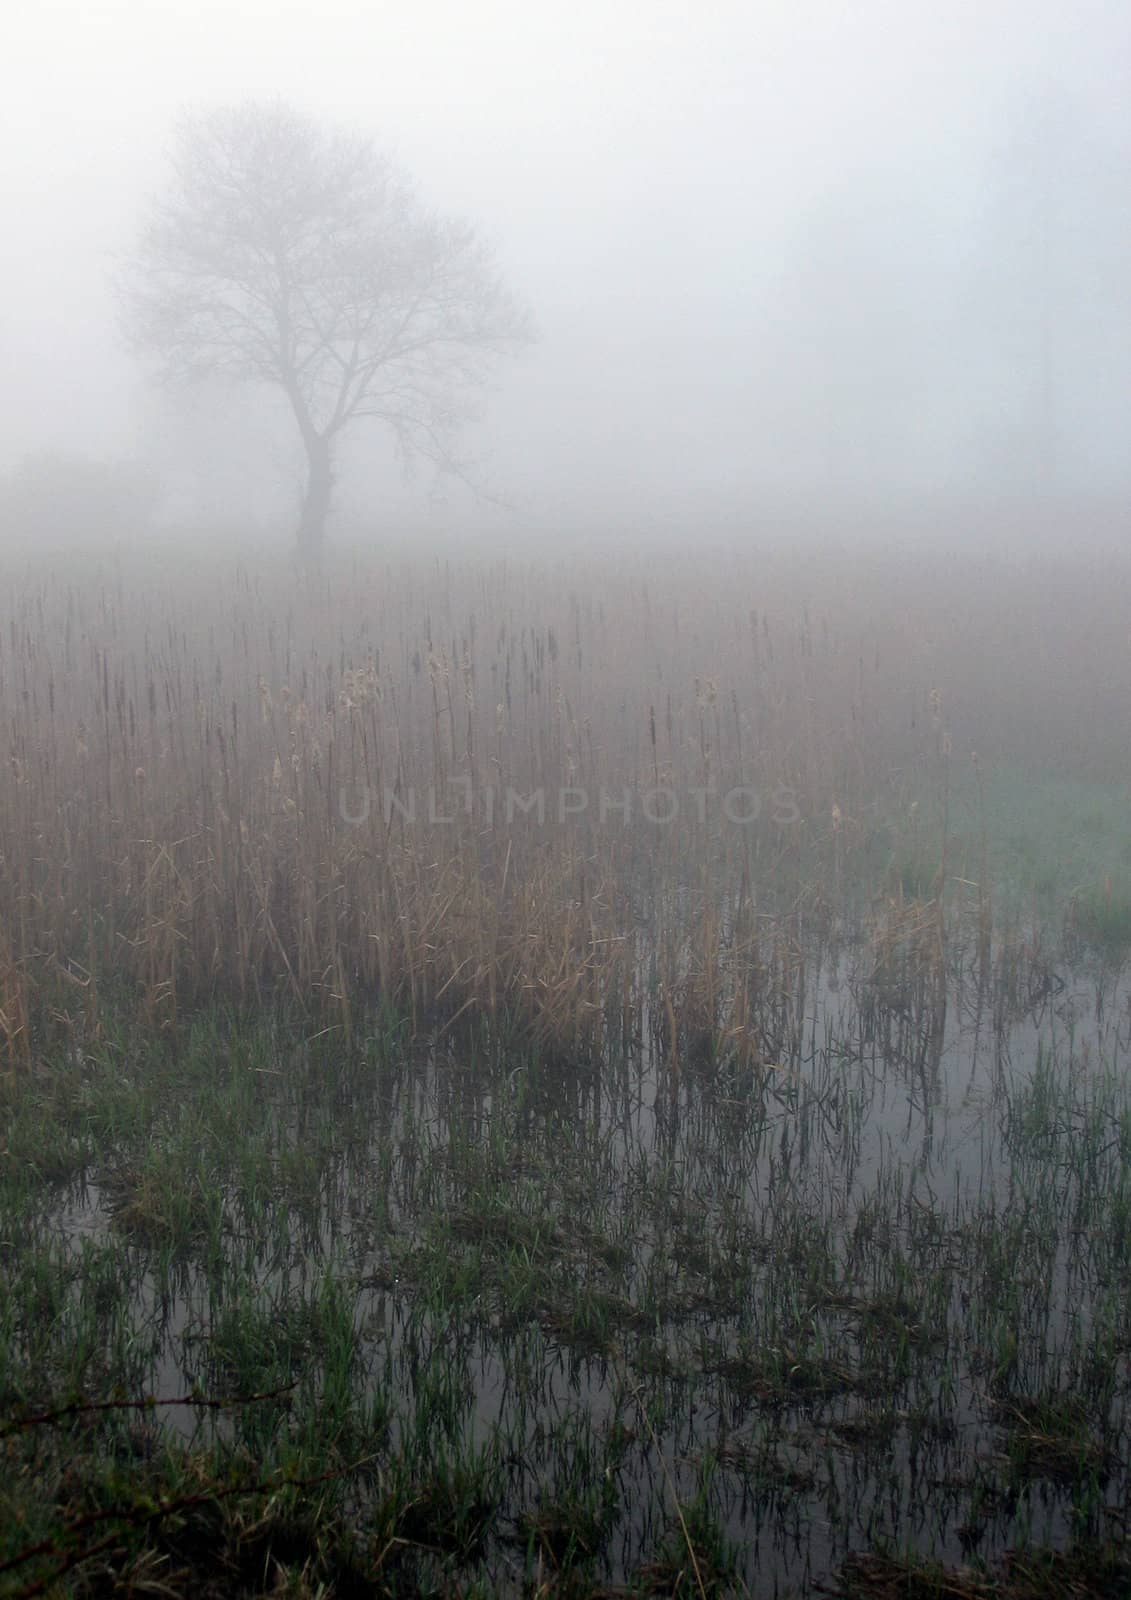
[9,6,1131,1587]
[2,0,1129,547]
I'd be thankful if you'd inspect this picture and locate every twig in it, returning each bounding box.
[1,1380,298,1438]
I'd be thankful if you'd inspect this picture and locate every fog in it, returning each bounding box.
[7,10,1131,1577]
[3,0,1129,544]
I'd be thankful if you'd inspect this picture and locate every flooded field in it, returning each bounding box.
[6,932,1131,1596]
[5,0,1131,1575]
[2,548,1131,1594]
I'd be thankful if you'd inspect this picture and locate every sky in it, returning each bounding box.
[2,0,1129,536]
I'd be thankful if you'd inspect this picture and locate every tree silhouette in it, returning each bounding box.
[121,103,533,559]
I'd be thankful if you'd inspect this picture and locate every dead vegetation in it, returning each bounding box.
[0,542,1128,1074]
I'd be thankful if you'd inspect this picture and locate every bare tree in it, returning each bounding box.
[121,103,533,559]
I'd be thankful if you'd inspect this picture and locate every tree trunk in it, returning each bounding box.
[296,434,333,566]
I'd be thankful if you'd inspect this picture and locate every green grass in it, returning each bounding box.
[3,958,1131,1595]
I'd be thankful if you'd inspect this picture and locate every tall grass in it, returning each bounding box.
[0,540,1127,1062]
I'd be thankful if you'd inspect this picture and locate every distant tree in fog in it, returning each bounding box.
[120,103,533,563]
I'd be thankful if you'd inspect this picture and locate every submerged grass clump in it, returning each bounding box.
[836,1541,1131,1599]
